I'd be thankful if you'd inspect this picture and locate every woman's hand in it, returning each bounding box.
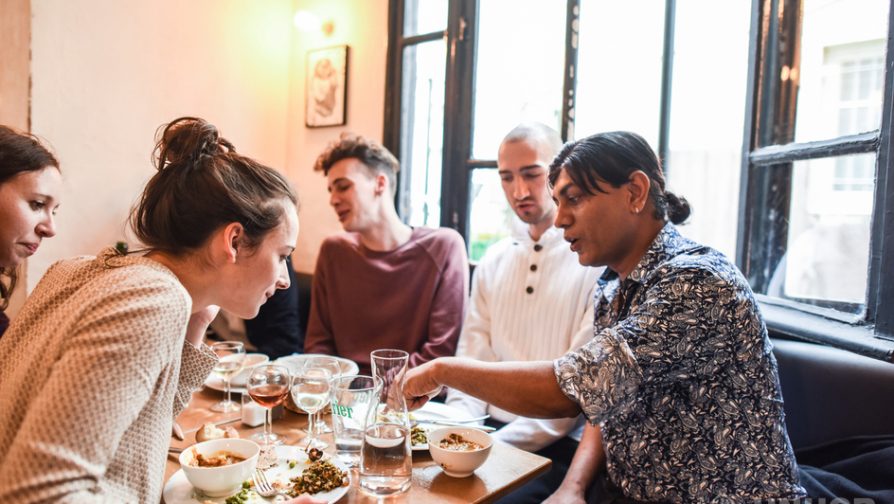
[185,305,220,346]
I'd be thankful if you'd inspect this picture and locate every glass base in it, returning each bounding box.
[300,437,329,451]
[210,400,240,413]
[250,431,282,445]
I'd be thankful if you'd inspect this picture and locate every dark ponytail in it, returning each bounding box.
[662,191,691,225]
[0,126,59,310]
[549,131,691,224]
[130,117,298,255]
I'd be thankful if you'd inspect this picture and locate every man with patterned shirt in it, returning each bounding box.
[404,131,805,502]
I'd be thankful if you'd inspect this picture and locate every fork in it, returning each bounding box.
[253,468,284,498]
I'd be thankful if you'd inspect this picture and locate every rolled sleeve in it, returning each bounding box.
[554,328,643,425]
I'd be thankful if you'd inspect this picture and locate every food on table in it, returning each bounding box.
[190,450,246,467]
[306,447,324,462]
[438,433,484,451]
[194,422,239,443]
[411,425,428,446]
[288,460,349,496]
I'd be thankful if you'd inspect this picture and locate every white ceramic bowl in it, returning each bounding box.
[179,438,260,497]
[428,427,493,478]
[230,353,270,387]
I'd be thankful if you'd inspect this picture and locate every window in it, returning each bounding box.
[386,0,894,356]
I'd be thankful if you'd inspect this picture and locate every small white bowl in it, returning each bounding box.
[428,427,493,478]
[179,438,260,497]
[230,353,270,387]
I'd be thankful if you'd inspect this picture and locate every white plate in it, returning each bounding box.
[163,445,350,504]
[204,375,246,395]
[273,354,360,377]
[410,402,468,451]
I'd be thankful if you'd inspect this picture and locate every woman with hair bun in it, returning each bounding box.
[0,117,319,503]
[0,126,62,336]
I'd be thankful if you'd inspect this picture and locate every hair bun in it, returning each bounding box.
[154,117,234,170]
[665,191,691,225]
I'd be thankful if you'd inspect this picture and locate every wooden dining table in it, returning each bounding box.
[164,387,551,503]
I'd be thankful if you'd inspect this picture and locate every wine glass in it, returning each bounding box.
[210,341,245,412]
[247,364,291,468]
[303,356,341,435]
[292,367,332,451]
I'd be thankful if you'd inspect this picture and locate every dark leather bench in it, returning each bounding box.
[772,338,894,450]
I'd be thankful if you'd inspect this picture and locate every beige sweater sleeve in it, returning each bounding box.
[0,274,190,503]
[175,342,218,417]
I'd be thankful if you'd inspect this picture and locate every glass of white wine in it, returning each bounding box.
[210,341,245,413]
[292,367,332,451]
[303,356,341,435]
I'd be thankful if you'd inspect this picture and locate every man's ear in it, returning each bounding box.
[222,222,244,263]
[375,173,388,196]
[627,171,651,214]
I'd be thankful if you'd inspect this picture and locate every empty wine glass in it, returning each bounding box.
[210,341,245,413]
[292,367,331,451]
[247,364,290,468]
[303,356,341,435]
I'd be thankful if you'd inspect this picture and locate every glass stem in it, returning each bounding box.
[224,378,231,405]
[307,410,316,448]
[265,408,272,446]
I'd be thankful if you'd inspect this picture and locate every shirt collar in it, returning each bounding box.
[626,222,696,284]
[509,217,564,247]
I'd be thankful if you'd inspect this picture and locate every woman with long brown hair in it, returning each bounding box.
[0,126,61,335]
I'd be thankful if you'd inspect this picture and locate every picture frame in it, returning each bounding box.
[305,45,349,128]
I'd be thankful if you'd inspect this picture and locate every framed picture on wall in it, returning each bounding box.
[306,45,349,128]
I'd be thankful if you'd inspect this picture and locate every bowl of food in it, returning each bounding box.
[230,353,270,387]
[179,438,260,497]
[427,427,493,478]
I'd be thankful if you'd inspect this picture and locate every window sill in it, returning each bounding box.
[759,299,894,363]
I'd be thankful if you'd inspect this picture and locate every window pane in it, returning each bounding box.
[666,0,751,260]
[575,0,664,146]
[764,154,874,312]
[792,0,888,143]
[468,169,512,262]
[403,0,448,37]
[471,0,566,159]
[399,40,447,228]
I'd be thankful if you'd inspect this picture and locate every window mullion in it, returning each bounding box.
[866,2,894,339]
[561,0,580,142]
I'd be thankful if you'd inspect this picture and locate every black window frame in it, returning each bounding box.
[384,0,894,361]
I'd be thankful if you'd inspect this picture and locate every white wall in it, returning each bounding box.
[284,0,389,273]
[22,0,389,309]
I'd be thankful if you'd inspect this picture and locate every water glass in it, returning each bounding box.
[330,375,376,467]
[360,349,412,497]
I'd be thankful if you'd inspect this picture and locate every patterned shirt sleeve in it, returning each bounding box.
[555,265,739,424]
[174,342,218,417]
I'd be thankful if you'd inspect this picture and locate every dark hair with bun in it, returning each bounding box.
[548,131,690,224]
[130,117,298,255]
[0,126,60,311]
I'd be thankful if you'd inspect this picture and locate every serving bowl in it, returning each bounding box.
[230,353,270,387]
[428,427,493,478]
[179,438,260,497]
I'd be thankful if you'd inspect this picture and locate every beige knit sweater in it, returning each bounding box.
[0,248,217,503]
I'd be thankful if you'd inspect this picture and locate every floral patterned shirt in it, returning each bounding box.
[554,224,805,503]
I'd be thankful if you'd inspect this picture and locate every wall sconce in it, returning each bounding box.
[294,10,334,37]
